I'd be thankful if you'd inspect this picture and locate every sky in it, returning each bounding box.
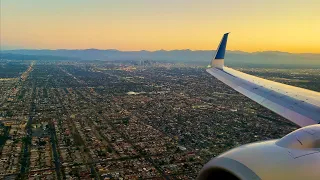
[1,0,320,53]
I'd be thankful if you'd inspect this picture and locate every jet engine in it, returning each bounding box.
[197,124,320,180]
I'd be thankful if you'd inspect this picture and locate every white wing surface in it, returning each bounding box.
[208,33,320,127]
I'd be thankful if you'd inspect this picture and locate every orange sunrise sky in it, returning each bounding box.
[1,0,320,53]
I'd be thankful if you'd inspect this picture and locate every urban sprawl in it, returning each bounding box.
[2,59,318,179]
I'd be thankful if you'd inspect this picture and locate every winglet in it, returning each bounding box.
[211,33,229,69]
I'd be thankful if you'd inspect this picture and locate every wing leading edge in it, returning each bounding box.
[208,33,320,127]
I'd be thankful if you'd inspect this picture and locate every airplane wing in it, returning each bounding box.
[207,33,320,127]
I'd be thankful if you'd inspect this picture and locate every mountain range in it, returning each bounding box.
[1,49,320,68]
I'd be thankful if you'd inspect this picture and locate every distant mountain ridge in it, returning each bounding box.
[0,53,78,61]
[1,49,320,67]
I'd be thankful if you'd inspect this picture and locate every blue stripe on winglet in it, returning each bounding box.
[215,33,229,59]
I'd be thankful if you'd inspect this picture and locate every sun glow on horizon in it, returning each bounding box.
[1,0,320,53]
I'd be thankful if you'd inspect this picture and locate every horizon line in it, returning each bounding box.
[2,48,320,55]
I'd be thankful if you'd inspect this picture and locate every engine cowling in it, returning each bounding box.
[197,125,320,180]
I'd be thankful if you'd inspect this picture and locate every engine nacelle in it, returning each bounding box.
[197,125,320,180]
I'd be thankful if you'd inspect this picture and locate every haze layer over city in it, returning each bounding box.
[1,0,320,179]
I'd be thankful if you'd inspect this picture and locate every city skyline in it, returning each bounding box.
[1,0,320,53]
